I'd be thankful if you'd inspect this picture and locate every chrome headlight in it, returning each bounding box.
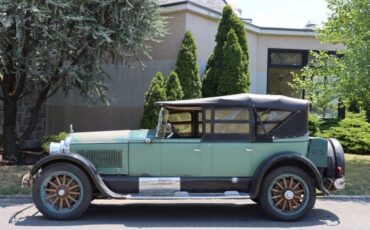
[49,135,72,154]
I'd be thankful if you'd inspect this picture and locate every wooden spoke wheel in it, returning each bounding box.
[260,166,316,221]
[44,173,82,211]
[269,175,306,212]
[32,163,92,220]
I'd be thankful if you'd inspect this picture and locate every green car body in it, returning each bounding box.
[69,130,310,177]
[30,94,345,221]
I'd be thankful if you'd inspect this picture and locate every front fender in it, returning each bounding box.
[250,152,329,199]
[30,153,126,199]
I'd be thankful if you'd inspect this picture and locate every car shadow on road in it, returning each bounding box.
[12,202,340,228]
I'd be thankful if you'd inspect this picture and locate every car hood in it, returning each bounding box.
[69,129,156,144]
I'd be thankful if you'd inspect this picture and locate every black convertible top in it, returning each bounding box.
[156,93,308,112]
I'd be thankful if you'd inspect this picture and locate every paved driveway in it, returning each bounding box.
[1,198,370,229]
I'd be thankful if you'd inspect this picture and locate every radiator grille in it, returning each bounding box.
[77,149,123,168]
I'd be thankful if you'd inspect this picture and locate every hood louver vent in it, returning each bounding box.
[77,149,122,168]
[70,143,128,174]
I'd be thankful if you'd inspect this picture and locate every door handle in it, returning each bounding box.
[193,149,202,152]
[245,148,254,152]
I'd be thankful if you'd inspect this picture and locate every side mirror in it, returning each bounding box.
[145,138,152,143]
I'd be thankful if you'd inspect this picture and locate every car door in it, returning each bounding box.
[158,111,204,176]
[211,143,253,176]
[160,139,202,176]
[203,108,253,177]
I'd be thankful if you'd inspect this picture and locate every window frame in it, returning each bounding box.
[255,109,293,136]
[167,110,201,137]
[268,49,307,68]
[267,48,344,118]
[267,48,338,99]
[201,106,254,142]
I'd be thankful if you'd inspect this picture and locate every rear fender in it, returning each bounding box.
[250,152,329,199]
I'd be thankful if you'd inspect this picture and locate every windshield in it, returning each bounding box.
[155,107,169,138]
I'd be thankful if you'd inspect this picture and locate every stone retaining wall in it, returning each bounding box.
[0,96,46,149]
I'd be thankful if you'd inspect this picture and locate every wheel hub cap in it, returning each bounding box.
[284,190,294,200]
[57,189,66,197]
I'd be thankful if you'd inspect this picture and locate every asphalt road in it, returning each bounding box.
[1,198,370,230]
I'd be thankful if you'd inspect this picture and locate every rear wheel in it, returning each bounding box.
[259,166,316,221]
[32,163,92,220]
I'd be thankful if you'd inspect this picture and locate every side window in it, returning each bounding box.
[257,110,292,134]
[168,112,192,135]
[213,109,250,135]
[204,109,212,134]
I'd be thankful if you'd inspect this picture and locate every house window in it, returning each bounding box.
[270,52,303,66]
[267,49,308,98]
[267,48,341,118]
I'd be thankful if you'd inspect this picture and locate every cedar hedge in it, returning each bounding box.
[309,112,370,154]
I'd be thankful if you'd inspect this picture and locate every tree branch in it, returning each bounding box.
[18,83,51,146]
[11,9,32,99]
[17,89,34,99]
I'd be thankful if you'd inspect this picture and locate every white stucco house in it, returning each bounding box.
[45,0,343,135]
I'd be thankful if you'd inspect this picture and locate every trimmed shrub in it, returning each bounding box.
[166,71,184,101]
[317,112,370,154]
[141,72,167,129]
[175,31,201,99]
[42,132,68,153]
[202,5,249,97]
[308,114,323,136]
[217,29,249,95]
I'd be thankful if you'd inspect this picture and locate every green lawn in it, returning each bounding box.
[0,165,31,195]
[0,154,369,195]
[333,154,370,195]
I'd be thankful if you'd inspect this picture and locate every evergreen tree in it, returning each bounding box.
[141,72,167,129]
[202,5,250,96]
[166,72,184,100]
[218,29,249,95]
[175,31,201,99]
[201,53,216,97]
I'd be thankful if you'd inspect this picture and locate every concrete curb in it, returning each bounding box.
[319,195,370,201]
[0,195,31,199]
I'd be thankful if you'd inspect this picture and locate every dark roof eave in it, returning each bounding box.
[160,1,315,34]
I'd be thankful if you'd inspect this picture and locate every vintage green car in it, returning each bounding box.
[30,93,345,221]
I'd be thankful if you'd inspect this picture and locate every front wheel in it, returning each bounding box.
[32,163,92,220]
[259,166,316,221]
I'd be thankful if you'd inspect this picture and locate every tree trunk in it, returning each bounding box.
[2,99,19,161]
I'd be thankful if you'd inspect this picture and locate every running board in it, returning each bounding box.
[124,191,250,200]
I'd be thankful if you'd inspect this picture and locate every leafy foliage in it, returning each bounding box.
[310,112,370,154]
[202,5,249,97]
[0,0,166,158]
[175,31,201,99]
[218,29,249,95]
[166,71,183,101]
[41,132,68,153]
[290,0,370,120]
[308,114,323,136]
[141,72,166,129]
